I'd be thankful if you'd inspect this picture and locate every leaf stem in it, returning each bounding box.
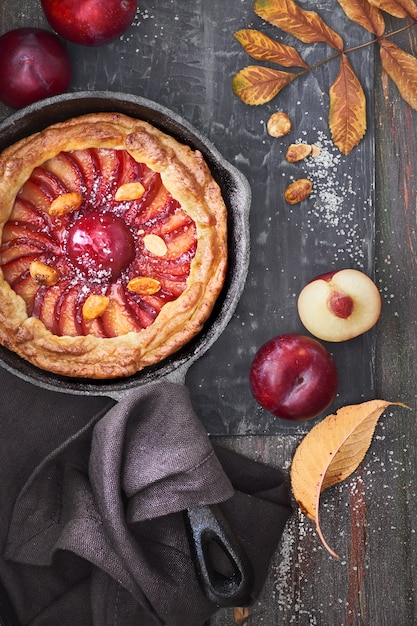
[344,20,417,55]
[294,19,417,78]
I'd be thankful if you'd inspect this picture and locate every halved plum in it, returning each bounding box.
[66,211,136,280]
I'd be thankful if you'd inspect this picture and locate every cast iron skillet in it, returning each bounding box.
[0,92,253,616]
[0,91,250,399]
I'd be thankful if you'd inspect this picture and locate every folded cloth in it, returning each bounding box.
[0,376,292,626]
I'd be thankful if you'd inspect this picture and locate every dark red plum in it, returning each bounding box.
[250,333,338,421]
[41,0,138,46]
[0,28,72,109]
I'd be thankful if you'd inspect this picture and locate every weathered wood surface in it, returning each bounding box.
[0,3,416,626]
[0,0,377,437]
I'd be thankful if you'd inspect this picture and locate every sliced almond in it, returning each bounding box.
[143,234,168,257]
[267,111,292,138]
[82,294,110,320]
[29,261,60,286]
[49,192,83,217]
[115,181,145,202]
[311,144,321,157]
[286,143,313,163]
[127,276,161,296]
[284,178,313,205]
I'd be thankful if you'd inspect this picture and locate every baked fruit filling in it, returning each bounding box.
[0,148,197,338]
[0,113,227,378]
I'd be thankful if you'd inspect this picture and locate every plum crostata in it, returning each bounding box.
[0,112,228,379]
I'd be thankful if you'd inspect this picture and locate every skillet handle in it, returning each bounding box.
[185,504,254,608]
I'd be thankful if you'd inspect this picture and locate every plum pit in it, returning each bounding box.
[328,290,354,319]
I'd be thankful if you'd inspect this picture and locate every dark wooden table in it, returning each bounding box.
[1,2,416,625]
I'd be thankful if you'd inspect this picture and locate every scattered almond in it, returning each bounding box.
[284,178,313,205]
[82,294,110,320]
[143,234,168,257]
[267,111,292,138]
[49,192,83,217]
[127,276,161,295]
[311,144,321,157]
[115,181,145,202]
[286,143,313,162]
[29,261,60,286]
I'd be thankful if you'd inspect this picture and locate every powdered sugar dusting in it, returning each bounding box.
[299,130,370,265]
[272,123,373,270]
[218,410,409,625]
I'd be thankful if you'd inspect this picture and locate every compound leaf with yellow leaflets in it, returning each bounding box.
[232,0,417,152]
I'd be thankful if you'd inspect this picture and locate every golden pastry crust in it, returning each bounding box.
[0,112,228,379]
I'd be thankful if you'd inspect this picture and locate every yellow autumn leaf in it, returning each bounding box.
[254,0,344,50]
[329,54,367,155]
[397,0,417,17]
[337,0,385,36]
[234,29,309,68]
[232,65,296,105]
[291,400,408,559]
[367,0,417,18]
[380,39,417,110]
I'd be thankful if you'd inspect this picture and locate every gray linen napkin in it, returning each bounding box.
[1,379,292,626]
